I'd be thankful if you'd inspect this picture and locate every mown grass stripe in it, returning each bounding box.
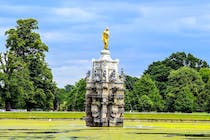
[0,112,209,121]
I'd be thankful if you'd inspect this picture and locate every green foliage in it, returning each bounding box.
[167,67,204,94]
[124,75,138,91]
[206,95,210,113]
[165,92,175,112]
[199,68,210,83]
[164,52,208,70]
[144,61,171,97]
[166,67,205,112]
[56,88,70,111]
[5,18,48,59]
[66,79,86,111]
[143,52,210,112]
[133,74,163,111]
[174,87,194,113]
[0,18,56,111]
[145,52,209,97]
[124,75,139,111]
[0,51,33,110]
[138,95,153,112]
[199,78,210,112]
[53,85,75,111]
[64,84,74,92]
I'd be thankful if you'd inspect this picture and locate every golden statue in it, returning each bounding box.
[102,27,110,50]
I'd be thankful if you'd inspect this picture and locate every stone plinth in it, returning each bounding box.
[85,49,125,127]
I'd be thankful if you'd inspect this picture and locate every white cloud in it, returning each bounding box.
[180,17,197,26]
[110,3,210,38]
[53,7,97,22]
[52,59,91,87]
[0,5,30,13]
[40,31,89,43]
[41,31,66,42]
[0,4,51,16]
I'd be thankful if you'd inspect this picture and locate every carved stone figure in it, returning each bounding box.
[109,70,116,82]
[85,70,91,81]
[93,70,101,82]
[120,68,125,82]
[102,70,106,81]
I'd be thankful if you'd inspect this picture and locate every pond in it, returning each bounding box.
[0,119,210,140]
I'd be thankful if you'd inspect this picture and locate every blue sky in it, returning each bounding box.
[1,0,210,87]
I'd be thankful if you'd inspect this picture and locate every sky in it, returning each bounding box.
[1,0,210,87]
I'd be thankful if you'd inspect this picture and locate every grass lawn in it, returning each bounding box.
[0,112,85,119]
[0,112,210,121]
[124,112,210,121]
[0,112,210,139]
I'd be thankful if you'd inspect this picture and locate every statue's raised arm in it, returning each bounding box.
[102,27,110,50]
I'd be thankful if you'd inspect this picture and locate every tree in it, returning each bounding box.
[144,61,171,98]
[199,68,210,83]
[0,51,33,111]
[5,19,48,59]
[55,85,74,111]
[56,88,68,111]
[2,18,56,111]
[206,95,210,113]
[133,74,163,111]
[124,75,139,111]
[166,67,205,112]
[124,75,139,91]
[174,87,194,113]
[164,52,209,70]
[66,79,86,111]
[197,68,210,112]
[144,52,209,112]
[145,52,209,98]
[138,95,153,112]
[199,78,210,112]
[64,84,74,92]
[165,92,175,112]
[0,97,3,108]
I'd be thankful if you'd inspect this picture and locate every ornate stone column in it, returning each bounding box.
[85,49,125,127]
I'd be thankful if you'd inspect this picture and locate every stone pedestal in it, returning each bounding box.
[85,49,125,127]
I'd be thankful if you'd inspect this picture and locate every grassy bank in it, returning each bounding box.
[0,112,85,119]
[0,112,210,121]
[124,112,210,121]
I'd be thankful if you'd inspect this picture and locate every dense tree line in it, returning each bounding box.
[125,52,210,113]
[56,79,86,111]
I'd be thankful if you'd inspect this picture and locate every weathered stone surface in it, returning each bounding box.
[85,49,125,127]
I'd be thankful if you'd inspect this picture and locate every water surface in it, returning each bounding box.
[0,119,210,140]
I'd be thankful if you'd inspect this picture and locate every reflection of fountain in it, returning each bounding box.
[85,49,125,127]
